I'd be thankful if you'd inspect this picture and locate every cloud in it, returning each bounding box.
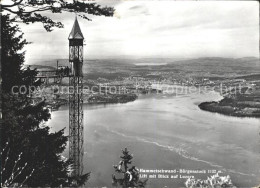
[20,0,259,64]
[129,5,142,10]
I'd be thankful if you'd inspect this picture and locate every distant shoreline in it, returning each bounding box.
[47,93,138,111]
[199,98,260,118]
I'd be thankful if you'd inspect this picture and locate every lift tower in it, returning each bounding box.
[68,17,84,177]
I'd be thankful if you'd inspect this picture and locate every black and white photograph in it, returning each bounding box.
[1,0,260,187]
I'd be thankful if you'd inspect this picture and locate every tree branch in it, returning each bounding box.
[1,0,114,32]
[2,6,53,15]
[23,7,53,14]
[2,0,24,8]
[2,7,20,14]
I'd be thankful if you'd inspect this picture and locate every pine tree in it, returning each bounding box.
[1,1,114,186]
[1,14,85,187]
[112,148,148,188]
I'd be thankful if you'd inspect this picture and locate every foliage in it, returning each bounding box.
[185,173,236,188]
[68,172,91,187]
[0,142,35,187]
[1,0,114,186]
[1,0,115,31]
[112,148,148,188]
[0,14,88,186]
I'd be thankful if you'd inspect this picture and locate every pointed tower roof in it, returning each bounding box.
[68,16,84,40]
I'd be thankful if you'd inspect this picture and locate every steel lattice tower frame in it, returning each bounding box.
[68,17,84,177]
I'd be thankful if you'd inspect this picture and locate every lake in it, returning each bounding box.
[47,90,260,187]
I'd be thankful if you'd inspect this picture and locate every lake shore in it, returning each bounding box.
[45,93,138,111]
[199,99,260,118]
[47,92,260,188]
[198,86,260,118]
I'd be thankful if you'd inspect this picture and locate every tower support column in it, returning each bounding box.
[69,76,84,176]
[68,16,85,179]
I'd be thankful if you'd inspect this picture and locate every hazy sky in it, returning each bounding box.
[19,0,259,64]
